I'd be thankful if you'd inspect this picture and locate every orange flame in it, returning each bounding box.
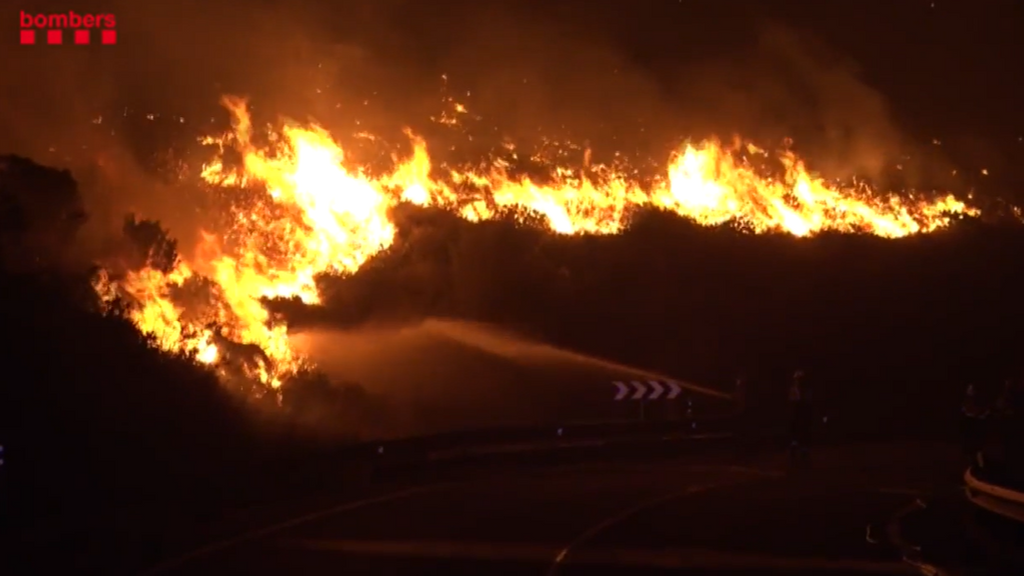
[95,95,979,391]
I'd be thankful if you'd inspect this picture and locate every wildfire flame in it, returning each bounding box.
[95,95,979,392]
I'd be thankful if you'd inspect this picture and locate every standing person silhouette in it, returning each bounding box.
[961,383,987,463]
[788,369,812,465]
[733,374,754,459]
[734,374,748,419]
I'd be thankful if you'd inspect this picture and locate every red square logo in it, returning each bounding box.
[19,30,35,45]
[101,29,116,45]
[47,29,62,44]
[74,29,90,44]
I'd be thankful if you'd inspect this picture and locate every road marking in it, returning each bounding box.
[138,484,440,575]
[288,538,556,561]
[544,464,784,576]
[424,432,734,461]
[284,538,916,573]
[545,479,742,576]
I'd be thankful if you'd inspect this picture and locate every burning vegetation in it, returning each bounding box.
[89,95,984,398]
[75,91,987,401]
[3,94,1024,576]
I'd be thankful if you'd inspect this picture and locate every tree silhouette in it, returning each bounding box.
[122,213,179,273]
[0,155,87,271]
[7,152,1024,570]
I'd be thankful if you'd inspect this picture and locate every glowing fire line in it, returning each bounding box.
[94,95,979,392]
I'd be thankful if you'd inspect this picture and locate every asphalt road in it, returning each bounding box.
[133,441,1024,576]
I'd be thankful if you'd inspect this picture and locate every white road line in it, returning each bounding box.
[284,538,916,573]
[575,546,918,574]
[543,464,786,576]
[137,484,441,576]
[138,463,773,574]
[288,538,557,561]
[544,475,754,576]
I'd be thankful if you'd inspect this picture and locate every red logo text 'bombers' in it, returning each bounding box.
[19,11,116,45]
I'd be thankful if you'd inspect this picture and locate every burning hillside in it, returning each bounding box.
[93,95,980,394]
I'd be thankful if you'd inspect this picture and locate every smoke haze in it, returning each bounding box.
[289,318,726,438]
[2,0,959,257]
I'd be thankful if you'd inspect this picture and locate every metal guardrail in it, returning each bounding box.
[421,431,735,462]
[315,413,737,472]
[358,413,733,456]
[964,465,1024,523]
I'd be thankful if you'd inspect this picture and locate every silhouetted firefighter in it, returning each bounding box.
[984,377,1024,475]
[960,384,987,462]
[733,374,747,419]
[994,379,1017,419]
[961,382,996,466]
[733,374,755,458]
[788,369,812,464]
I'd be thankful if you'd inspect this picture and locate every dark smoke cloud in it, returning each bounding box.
[369,6,932,186]
[669,25,906,181]
[421,3,671,148]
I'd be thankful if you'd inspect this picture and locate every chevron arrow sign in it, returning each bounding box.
[612,380,683,401]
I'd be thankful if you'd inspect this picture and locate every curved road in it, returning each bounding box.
[142,443,1016,576]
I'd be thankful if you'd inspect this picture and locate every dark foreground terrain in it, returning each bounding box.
[4,157,1024,576]
[126,442,1022,576]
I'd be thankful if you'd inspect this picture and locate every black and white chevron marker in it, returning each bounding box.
[612,380,683,401]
